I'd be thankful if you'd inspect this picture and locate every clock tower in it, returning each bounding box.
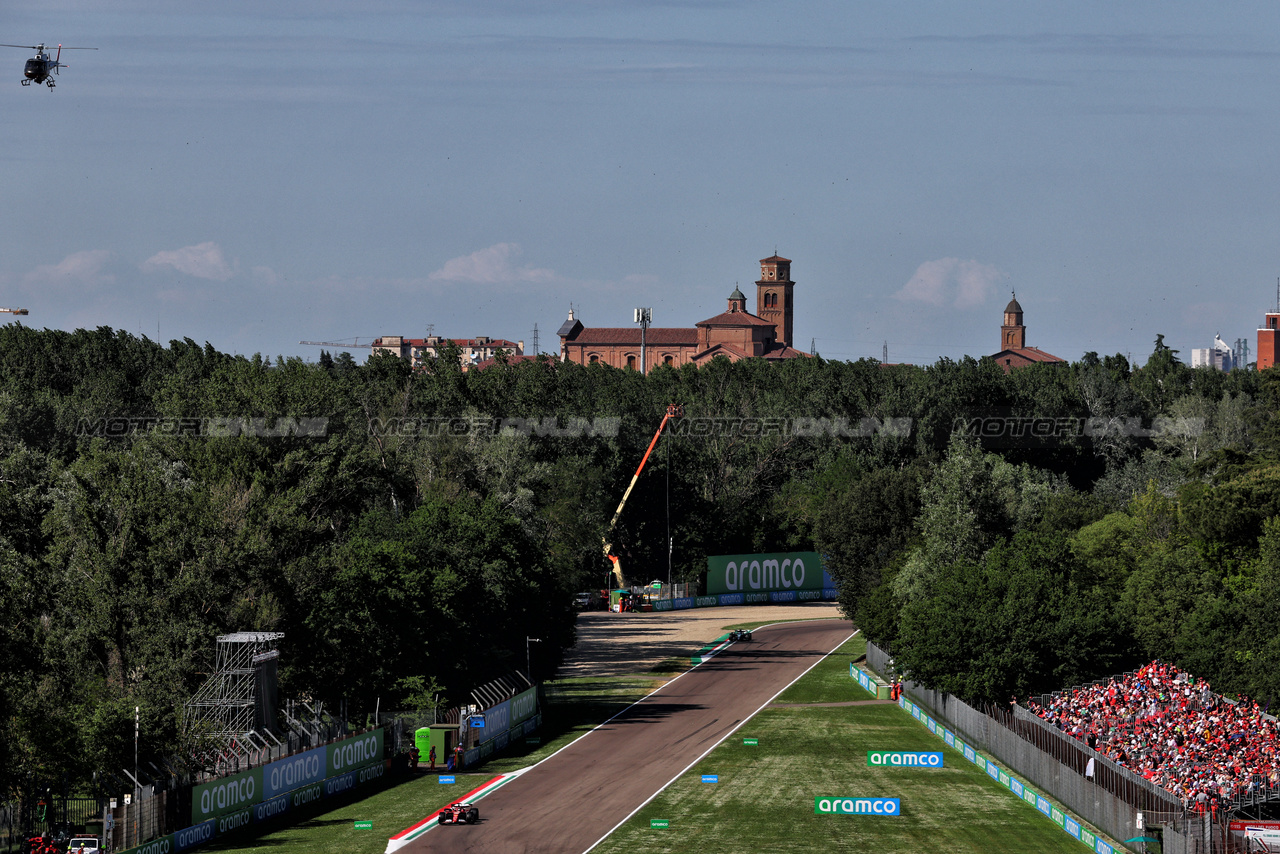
[756,255,794,350]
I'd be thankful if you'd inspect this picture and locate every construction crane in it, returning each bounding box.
[298,337,370,349]
[602,404,683,590]
[0,307,28,315]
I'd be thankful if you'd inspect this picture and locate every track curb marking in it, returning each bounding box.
[384,770,524,852]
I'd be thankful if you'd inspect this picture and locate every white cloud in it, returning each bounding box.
[142,242,235,281]
[894,257,1004,309]
[428,243,556,285]
[23,250,116,288]
[252,266,283,286]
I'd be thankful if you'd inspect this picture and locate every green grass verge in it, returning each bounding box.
[773,634,867,705]
[591,703,1094,854]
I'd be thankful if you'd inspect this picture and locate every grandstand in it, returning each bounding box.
[1028,661,1280,817]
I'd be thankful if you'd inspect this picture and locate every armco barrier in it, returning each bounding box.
[865,642,1211,854]
[891,691,1119,854]
[648,589,838,612]
[118,760,389,854]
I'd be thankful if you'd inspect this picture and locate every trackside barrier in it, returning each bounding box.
[890,692,1119,854]
[114,759,390,854]
[850,663,891,700]
[865,642,1218,854]
[463,714,542,769]
[644,590,838,613]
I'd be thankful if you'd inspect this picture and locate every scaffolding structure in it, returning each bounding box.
[183,632,284,772]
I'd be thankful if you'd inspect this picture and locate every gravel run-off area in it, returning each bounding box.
[557,601,846,678]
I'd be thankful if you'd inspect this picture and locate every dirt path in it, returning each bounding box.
[558,601,843,678]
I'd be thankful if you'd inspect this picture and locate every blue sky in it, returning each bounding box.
[3,1,1279,366]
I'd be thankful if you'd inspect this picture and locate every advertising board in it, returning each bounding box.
[262,745,327,799]
[706,552,829,595]
[510,687,538,726]
[328,730,385,777]
[813,797,900,815]
[192,768,262,826]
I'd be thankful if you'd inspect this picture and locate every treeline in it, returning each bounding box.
[0,325,1277,801]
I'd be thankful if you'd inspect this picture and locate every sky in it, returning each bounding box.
[3,1,1280,367]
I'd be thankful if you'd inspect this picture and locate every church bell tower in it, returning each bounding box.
[1001,293,1025,350]
[756,255,794,350]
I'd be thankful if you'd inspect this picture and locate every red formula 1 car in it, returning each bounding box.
[437,802,480,825]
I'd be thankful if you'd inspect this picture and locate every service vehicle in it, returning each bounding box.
[437,802,480,825]
[68,837,101,853]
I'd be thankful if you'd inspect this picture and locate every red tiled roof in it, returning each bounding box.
[374,337,521,349]
[762,344,810,360]
[568,327,699,346]
[695,310,774,328]
[691,342,811,363]
[471,355,542,370]
[693,343,752,362]
[992,346,1065,364]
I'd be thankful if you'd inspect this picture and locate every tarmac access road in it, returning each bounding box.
[399,617,854,854]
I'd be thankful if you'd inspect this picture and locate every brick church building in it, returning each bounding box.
[990,294,1066,373]
[557,255,811,370]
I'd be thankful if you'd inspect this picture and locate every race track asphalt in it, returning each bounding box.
[400,617,854,854]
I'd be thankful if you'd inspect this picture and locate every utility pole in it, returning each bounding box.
[525,637,542,680]
[634,308,652,374]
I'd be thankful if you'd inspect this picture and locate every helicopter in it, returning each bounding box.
[0,43,96,89]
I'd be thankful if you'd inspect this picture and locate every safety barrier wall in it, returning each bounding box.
[113,728,390,854]
[650,588,837,612]
[464,714,542,768]
[461,686,540,769]
[865,642,1231,854]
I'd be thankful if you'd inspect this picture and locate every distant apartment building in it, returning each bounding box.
[1191,336,1235,371]
[372,335,524,370]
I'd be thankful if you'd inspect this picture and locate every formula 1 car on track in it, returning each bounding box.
[730,629,753,641]
[438,802,480,825]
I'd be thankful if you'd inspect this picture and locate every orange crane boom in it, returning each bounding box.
[602,404,682,589]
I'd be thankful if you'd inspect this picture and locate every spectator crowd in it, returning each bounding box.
[1026,661,1280,811]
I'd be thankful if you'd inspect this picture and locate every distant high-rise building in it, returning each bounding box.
[1192,334,1235,371]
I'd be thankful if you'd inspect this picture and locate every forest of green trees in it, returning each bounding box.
[2,324,1278,803]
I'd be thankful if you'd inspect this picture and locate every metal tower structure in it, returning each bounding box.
[184,632,284,763]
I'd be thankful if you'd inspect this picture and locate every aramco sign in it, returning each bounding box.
[706,552,825,595]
